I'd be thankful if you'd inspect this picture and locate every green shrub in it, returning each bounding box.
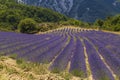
[0,52,4,56]
[0,65,3,71]
[18,18,37,33]
[6,67,19,75]
[9,54,17,59]
[71,70,85,78]
[16,59,24,65]
[51,68,61,73]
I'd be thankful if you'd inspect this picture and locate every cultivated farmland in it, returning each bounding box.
[0,27,120,80]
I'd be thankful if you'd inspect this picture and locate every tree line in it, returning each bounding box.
[94,15,120,31]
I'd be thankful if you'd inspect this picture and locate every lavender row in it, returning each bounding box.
[50,37,76,71]
[69,38,87,78]
[89,39,120,78]
[33,36,68,63]
[11,35,63,58]
[24,35,66,61]
[0,35,59,54]
[84,39,114,80]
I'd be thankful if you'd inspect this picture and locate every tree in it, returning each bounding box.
[18,18,37,33]
[114,24,120,31]
[94,19,104,30]
[95,19,104,27]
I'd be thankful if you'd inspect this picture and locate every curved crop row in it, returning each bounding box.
[0,28,120,80]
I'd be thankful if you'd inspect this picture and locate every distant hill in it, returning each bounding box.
[17,0,120,22]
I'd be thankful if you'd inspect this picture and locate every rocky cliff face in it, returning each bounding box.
[17,0,120,22]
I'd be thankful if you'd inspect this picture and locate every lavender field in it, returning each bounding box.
[0,28,120,80]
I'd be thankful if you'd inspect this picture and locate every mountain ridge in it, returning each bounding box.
[17,0,120,22]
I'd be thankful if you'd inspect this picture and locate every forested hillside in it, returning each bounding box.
[0,0,119,33]
[0,0,66,32]
[0,0,87,33]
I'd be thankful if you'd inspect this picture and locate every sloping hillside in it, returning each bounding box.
[0,0,88,33]
[0,0,69,32]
